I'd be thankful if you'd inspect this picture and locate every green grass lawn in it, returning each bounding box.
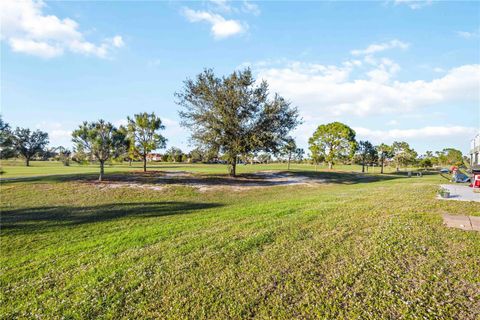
[1,162,479,319]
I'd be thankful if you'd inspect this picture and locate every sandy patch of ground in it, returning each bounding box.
[90,171,324,193]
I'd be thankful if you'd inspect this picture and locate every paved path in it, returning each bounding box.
[442,214,480,231]
[438,184,480,202]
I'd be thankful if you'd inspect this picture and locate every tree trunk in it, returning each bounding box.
[99,160,105,181]
[362,158,365,173]
[328,162,333,170]
[25,157,30,167]
[129,159,132,167]
[229,157,237,177]
[287,152,291,170]
[381,158,384,174]
[143,155,147,172]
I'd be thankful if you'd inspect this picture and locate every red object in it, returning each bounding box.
[473,173,480,188]
[451,166,458,172]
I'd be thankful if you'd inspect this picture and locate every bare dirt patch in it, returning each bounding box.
[84,171,325,193]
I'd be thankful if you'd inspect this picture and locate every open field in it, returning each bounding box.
[1,162,479,319]
[0,160,409,178]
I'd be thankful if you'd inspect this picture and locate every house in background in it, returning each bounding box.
[471,133,480,167]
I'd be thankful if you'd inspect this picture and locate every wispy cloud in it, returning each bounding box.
[354,126,477,141]
[0,0,124,59]
[457,29,480,39]
[393,0,432,10]
[351,39,409,56]
[182,7,246,39]
[242,1,261,16]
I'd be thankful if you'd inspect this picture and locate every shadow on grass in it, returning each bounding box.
[0,168,436,187]
[1,201,222,234]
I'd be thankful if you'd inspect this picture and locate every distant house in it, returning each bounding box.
[471,133,480,167]
[146,153,162,162]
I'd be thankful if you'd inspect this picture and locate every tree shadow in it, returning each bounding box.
[281,170,407,184]
[1,168,433,188]
[1,201,223,234]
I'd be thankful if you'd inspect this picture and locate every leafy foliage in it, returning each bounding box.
[11,127,49,166]
[127,112,167,172]
[391,141,418,171]
[176,68,300,176]
[357,140,378,173]
[72,120,127,180]
[309,122,357,169]
[376,143,392,174]
[0,117,16,159]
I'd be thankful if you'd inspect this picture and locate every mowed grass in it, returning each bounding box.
[0,159,402,178]
[1,162,479,319]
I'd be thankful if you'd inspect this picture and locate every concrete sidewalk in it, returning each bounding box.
[438,184,480,202]
[443,214,480,231]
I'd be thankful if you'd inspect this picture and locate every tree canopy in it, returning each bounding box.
[308,122,357,169]
[11,127,49,166]
[391,141,418,171]
[127,112,167,172]
[376,143,392,174]
[0,117,15,159]
[357,140,377,173]
[72,120,127,181]
[176,68,300,176]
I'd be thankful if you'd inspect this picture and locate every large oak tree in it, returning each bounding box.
[308,122,357,169]
[12,127,49,166]
[176,68,300,176]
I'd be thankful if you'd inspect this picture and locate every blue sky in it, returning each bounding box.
[1,0,479,155]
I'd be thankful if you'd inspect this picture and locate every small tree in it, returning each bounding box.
[391,141,417,172]
[12,127,49,166]
[419,158,432,169]
[176,68,300,176]
[165,147,183,162]
[257,153,271,164]
[376,143,392,174]
[308,122,357,170]
[189,148,205,163]
[281,137,297,170]
[0,117,15,159]
[56,146,71,166]
[127,112,167,172]
[294,148,305,163]
[357,140,377,173]
[72,120,127,181]
[437,148,463,166]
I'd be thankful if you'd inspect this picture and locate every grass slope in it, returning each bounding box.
[1,164,479,319]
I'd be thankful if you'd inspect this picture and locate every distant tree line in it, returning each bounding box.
[307,121,465,172]
[0,68,468,180]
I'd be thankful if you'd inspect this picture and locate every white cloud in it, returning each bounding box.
[351,39,409,56]
[393,0,432,10]
[209,0,233,13]
[148,59,161,67]
[0,0,124,58]
[182,8,246,39]
[457,30,479,39]
[256,61,480,117]
[354,126,477,141]
[243,1,261,16]
[111,35,125,48]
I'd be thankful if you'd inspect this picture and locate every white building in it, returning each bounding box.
[471,133,480,167]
